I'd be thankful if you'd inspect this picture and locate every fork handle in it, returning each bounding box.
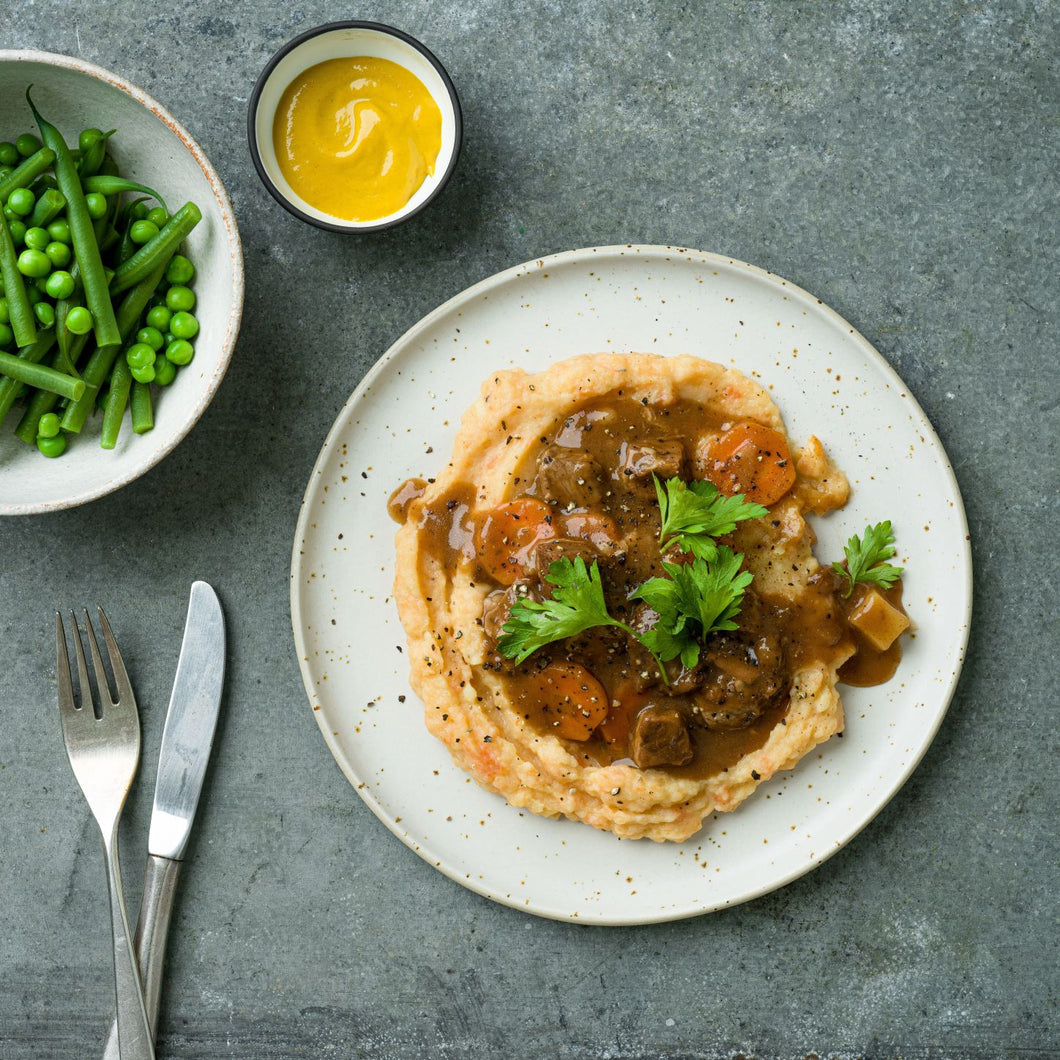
[101,855,180,1060]
[103,829,156,1060]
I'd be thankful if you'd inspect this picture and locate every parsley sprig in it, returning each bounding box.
[498,557,661,669]
[832,521,903,598]
[655,476,767,559]
[631,548,753,669]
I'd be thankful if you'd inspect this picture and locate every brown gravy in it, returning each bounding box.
[838,580,907,686]
[387,478,427,523]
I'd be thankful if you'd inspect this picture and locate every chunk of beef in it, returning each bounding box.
[481,582,540,645]
[622,602,705,693]
[536,445,607,505]
[625,602,663,692]
[692,590,786,730]
[535,537,601,588]
[631,702,693,769]
[616,439,686,496]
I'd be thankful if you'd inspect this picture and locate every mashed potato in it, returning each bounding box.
[393,353,852,841]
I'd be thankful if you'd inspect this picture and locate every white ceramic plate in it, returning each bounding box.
[291,245,972,925]
[0,51,243,515]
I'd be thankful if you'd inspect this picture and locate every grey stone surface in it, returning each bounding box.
[0,1,1057,1057]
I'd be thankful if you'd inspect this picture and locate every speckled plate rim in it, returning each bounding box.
[0,49,244,517]
[290,244,973,925]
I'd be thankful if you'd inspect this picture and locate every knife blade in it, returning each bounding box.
[101,581,225,1059]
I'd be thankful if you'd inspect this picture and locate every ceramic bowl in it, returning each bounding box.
[0,50,243,516]
[247,21,462,232]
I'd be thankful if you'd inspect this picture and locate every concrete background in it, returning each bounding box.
[1,1,1056,1057]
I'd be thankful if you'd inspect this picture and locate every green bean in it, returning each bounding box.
[13,332,89,443]
[93,156,120,244]
[117,199,149,265]
[130,381,153,434]
[0,349,84,400]
[77,129,114,178]
[0,147,56,203]
[28,188,65,229]
[0,208,37,347]
[100,357,131,449]
[55,261,84,360]
[0,329,56,423]
[60,256,171,433]
[110,202,201,295]
[81,175,168,214]
[27,90,120,347]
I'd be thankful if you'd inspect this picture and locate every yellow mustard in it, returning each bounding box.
[273,56,442,222]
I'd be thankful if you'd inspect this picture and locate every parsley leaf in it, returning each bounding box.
[655,475,767,558]
[630,547,754,667]
[832,521,904,598]
[498,557,671,681]
[497,557,615,664]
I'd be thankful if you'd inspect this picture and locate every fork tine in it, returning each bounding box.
[82,608,114,710]
[55,612,77,716]
[97,606,134,707]
[69,610,92,714]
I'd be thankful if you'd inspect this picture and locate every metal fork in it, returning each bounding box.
[56,609,156,1060]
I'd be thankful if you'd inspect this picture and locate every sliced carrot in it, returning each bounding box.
[705,422,796,506]
[516,661,609,741]
[474,497,556,585]
[560,509,621,551]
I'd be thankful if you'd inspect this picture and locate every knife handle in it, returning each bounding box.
[101,855,181,1060]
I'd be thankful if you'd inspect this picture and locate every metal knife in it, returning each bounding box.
[101,581,225,1059]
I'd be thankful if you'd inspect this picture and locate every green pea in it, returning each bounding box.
[125,342,156,369]
[45,241,71,268]
[37,412,61,438]
[165,285,196,312]
[131,202,149,221]
[37,433,67,458]
[153,357,177,386]
[7,187,35,217]
[129,220,159,245]
[26,284,43,304]
[146,206,168,227]
[169,311,199,339]
[0,166,12,182]
[84,192,108,220]
[136,326,164,351]
[46,217,71,243]
[17,248,51,278]
[0,142,17,167]
[145,305,171,331]
[45,270,76,300]
[33,301,55,328]
[8,220,26,245]
[65,306,94,335]
[24,226,49,251]
[165,255,195,285]
[0,321,13,347]
[16,133,41,157]
[130,364,156,384]
[0,297,8,324]
[165,339,194,366]
[78,128,104,152]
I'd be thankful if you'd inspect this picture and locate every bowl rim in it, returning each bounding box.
[0,49,245,517]
[246,20,463,233]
